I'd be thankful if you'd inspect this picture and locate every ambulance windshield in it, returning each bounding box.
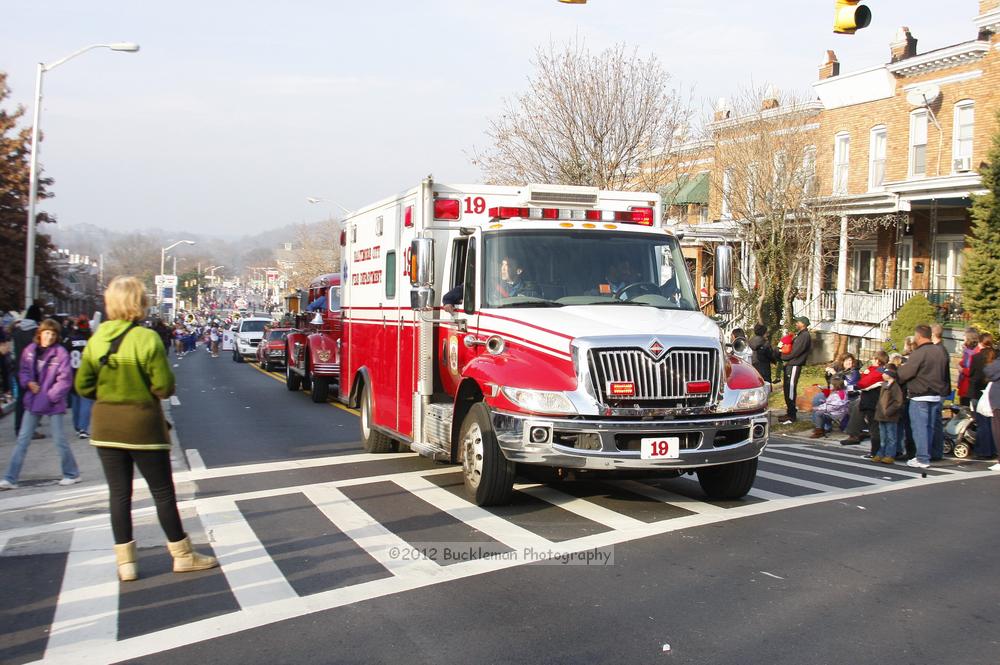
[481,230,698,310]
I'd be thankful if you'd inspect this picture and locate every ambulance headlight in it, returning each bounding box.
[733,386,769,412]
[501,387,577,415]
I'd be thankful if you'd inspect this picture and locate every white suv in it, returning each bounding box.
[232,317,271,363]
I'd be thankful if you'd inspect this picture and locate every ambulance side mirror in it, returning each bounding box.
[410,237,435,311]
[713,245,734,315]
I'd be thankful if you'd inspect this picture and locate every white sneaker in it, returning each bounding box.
[779,419,794,426]
[57,477,81,486]
[989,463,1000,471]
[906,458,930,469]
[0,479,18,490]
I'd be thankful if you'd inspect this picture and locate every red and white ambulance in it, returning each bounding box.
[339,177,769,506]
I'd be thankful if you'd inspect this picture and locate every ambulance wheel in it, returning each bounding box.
[360,381,394,453]
[285,362,301,391]
[953,441,971,459]
[459,403,515,506]
[311,376,329,403]
[697,458,758,500]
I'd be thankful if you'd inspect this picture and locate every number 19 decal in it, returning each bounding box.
[640,436,680,459]
[464,197,486,214]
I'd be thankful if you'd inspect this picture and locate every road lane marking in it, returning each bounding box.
[754,469,848,493]
[185,448,206,473]
[44,522,119,660]
[303,485,443,579]
[760,457,893,486]
[767,448,939,479]
[75,469,1000,665]
[247,363,360,415]
[514,483,646,530]
[783,444,963,474]
[197,499,298,610]
[392,475,553,551]
[187,451,422,480]
[612,479,728,515]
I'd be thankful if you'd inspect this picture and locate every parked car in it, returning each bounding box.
[256,326,292,371]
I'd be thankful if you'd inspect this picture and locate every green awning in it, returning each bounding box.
[660,172,709,205]
[673,172,709,205]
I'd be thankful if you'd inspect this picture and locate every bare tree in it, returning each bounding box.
[286,220,340,290]
[472,41,690,192]
[105,233,161,287]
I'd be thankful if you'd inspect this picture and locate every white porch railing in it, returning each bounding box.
[793,289,966,328]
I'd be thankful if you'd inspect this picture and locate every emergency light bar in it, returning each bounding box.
[488,206,655,226]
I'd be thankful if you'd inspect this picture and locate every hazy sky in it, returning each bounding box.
[1,1,978,237]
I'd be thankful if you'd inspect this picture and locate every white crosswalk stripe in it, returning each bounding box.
[5,446,995,664]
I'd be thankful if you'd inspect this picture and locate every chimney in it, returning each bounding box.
[761,85,779,111]
[713,97,731,122]
[890,27,918,62]
[819,50,840,79]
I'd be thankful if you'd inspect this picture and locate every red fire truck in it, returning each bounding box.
[284,273,342,403]
[339,178,769,506]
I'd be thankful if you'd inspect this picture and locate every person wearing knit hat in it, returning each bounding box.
[778,316,813,425]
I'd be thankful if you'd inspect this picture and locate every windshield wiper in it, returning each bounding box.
[589,301,658,307]
[497,301,564,308]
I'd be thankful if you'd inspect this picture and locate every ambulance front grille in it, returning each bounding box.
[588,347,721,407]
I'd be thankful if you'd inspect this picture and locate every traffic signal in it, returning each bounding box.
[834,0,871,34]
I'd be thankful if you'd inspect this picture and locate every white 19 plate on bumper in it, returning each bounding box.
[640,437,680,459]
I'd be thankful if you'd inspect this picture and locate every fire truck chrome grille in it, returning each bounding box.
[588,347,721,407]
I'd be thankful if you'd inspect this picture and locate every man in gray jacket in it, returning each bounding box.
[896,324,951,468]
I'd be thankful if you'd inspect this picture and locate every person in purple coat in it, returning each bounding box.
[0,319,79,489]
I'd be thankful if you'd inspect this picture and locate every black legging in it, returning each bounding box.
[97,447,185,544]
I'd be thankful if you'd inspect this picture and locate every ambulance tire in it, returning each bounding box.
[696,458,758,500]
[360,381,394,453]
[286,361,301,391]
[311,376,330,403]
[459,403,515,507]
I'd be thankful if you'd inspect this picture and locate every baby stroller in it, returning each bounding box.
[944,404,977,459]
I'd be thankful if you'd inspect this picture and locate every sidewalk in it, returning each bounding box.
[0,401,193,543]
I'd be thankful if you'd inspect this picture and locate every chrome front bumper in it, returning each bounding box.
[490,408,768,470]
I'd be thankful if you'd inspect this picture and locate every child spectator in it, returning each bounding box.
[874,366,904,463]
[810,377,850,438]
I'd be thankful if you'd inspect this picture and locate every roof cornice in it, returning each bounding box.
[973,8,1000,34]
[707,101,823,131]
[886,40,989,77]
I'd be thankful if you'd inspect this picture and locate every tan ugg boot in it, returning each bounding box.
[114,541,138,582]
[166,535,218,573]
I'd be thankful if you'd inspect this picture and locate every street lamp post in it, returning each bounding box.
[306,197,353,217]
[158,240,195,317]
[23,42,140,309]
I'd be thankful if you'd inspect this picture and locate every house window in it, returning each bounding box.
[801,145,816,195]
[909,110,928,177]
[833,133,850,194]
[721,168,732,219]
[698,205,709,224]
[868,126,887,190]
[896,239,913,290]
[851,245,875,292]
[933,235,965,291]
[953,100,974,170]
[746,163,757,214]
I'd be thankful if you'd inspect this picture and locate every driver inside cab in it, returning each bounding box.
[596,259,637,296]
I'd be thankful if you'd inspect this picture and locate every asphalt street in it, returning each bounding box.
[2,346,999,665]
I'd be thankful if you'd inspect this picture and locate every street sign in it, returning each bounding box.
[155,274,178,288]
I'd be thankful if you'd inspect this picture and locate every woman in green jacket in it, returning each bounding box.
[76,276,217,582]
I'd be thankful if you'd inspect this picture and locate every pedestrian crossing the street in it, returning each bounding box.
[1,441,994,665]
